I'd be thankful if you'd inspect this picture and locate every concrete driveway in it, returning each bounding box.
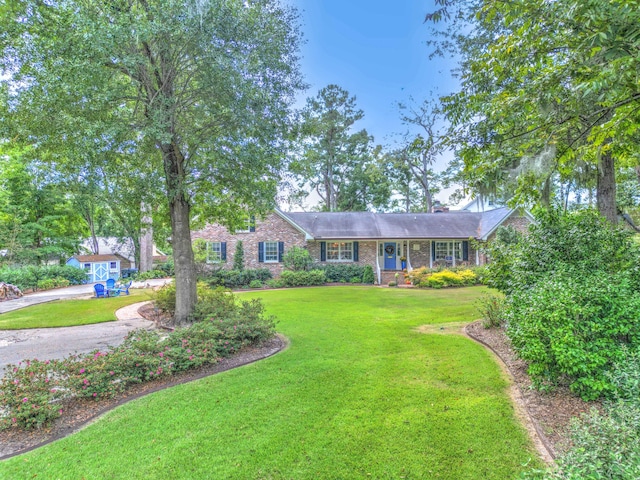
[0,302,154,374]
[0,279,171,374]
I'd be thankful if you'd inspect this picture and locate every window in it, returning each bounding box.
[327,242,353,262]
[206,242,223,263]
[83,263,91,271]
[264,241,279,262]
[434,241,463,262]
[109,262,118,271]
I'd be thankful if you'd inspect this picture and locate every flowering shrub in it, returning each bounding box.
[407,268,477,288]
[0,288,276,430]
[0,359,66,429]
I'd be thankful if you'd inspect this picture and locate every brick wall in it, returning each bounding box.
[191,212,307,276]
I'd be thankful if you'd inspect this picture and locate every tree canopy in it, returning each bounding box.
[427,0,640,221]
[1,0,303,322]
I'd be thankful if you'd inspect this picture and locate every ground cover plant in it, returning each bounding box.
[0,289,152,329]
[0,286,543,479]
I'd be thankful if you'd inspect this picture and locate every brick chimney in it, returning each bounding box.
[431,200,449,213]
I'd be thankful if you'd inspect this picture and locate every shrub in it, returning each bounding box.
[0,359,66,430]
[388,281,397,287]
[476,293,505,328]
[233,241,244,271]
[505,271,640,400]
[134,269,167,281]
[266,278,285,288]
[156,258,174,276]
[1,288,276,430]
[362,265,375,284]
[249,279,263,288]
[0,265,88,291]
[204,268,272,289]
[315,264,368,283]
[191,286,237,323]
[529,402,640,479]
[153,283,177,315]
[282,246,313,271]
[279,269,326,287]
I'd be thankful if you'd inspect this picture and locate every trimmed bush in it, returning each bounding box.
[282,246,314,271]
[362,265,375,284]
[279,270,326,287]
[407,268,477,288]
[204,268,272,289]
[315,264,367,283]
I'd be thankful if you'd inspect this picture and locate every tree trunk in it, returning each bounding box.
[162,141,197,325]
[597,152,617,224]
[169,192,197,324]
[139,202,154,272]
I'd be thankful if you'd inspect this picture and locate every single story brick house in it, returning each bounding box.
[191,207,533,284]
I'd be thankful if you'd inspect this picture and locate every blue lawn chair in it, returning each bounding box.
[94,284,107,298]
[120,281,132,295]
[106,279,116,289]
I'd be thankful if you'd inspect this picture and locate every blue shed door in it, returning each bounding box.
[93,263,109,282]
[384,243,396,270]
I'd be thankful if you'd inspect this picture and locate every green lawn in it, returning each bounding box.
[0,289,154,329]
[0,286,542,479]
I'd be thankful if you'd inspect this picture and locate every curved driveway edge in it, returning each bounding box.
[0,302,154,374]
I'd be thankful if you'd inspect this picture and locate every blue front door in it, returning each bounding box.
[384,243,396,270]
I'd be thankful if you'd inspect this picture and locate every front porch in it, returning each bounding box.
[373,239,476,285]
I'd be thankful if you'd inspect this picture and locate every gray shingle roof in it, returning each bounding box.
[281,207,515,240]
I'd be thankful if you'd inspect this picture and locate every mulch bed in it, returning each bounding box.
[0,312,286,460]
[465,321,600,459]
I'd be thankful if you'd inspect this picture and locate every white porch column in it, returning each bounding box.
[429,241,433,269]
[375,241,381,284]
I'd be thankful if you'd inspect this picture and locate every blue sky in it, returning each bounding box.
[289,1,459,149]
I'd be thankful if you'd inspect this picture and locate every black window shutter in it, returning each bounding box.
[258,242,264,262]
[221,242,227,261]
[320,241,326,262]
[278,242,284,262]
[353,241,359,261]
[432,241,436,262]
[462,241,469,262]
[249,216,256,232]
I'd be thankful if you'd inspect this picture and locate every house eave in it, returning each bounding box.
[274,209,315,241]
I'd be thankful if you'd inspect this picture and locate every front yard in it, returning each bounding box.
[0,286,542,479]
[0,289,153,329]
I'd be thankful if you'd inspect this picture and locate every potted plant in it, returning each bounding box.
[400,256,407,270]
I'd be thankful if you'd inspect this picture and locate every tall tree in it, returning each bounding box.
[2,0,303,323]
[426,0,640,222]
[0,145,86,264]
[394,98,446,212]
[293,85,388,211]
